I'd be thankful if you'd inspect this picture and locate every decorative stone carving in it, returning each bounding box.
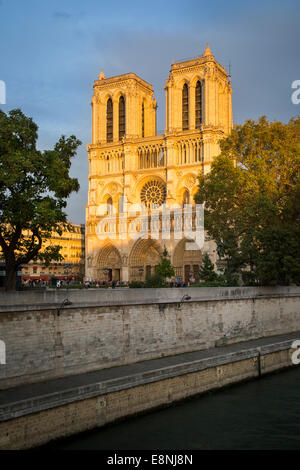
[109,183,118,195]
[98,69,105,80]
[140,179,166,207]
[121,255,128,266]
[185,175,196,188]
[87,254,94,267]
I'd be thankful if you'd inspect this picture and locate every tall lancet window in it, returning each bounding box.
[182,83,189,130]
[141,102,145,138]
[107,197,113,215]
[106,98,113,143]
[119,96,125,140]
[182,189,190,206]
[195,81,203,128]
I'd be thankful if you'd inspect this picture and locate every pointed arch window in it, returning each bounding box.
[195,81,203,128]
[146,150,150,168]
[182,189,190,206]
[182,83,189,130]
[107,197,113,215]
[141,102,145,138]
[119,96,125,140]
[106,98,113,142]
[183,144,187,163]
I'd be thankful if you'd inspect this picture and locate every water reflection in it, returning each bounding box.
[49,366,300,450]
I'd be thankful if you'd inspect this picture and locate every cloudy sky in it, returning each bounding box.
[0,0,299,223]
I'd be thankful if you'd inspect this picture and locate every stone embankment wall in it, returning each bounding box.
[0,341,297,450]
[0,286,299,389]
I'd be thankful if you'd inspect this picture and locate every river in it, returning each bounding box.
[48,366,300,450]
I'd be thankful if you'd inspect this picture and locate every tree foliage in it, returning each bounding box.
[195,116,300,286]
[0,109,81,290]
[145,272,165,288]
[155,248,175,280]
[145,248,175,287]
[198,253,218,282]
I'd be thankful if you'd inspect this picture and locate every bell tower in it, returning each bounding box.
[164,44,233,135]
[91,71,157,144]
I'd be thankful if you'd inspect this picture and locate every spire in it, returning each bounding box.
[203,43,213,57]
[98,69,105,80]
[228,60,232,84]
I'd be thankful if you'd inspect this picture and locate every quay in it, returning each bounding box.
[0,286,299,448]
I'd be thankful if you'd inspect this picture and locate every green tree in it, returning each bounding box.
[0,109,81,290]
[155,248,175,281]
[145,272,164,288]
[145,248,175,288]
[198,253,218,282]
[195,116,300,286]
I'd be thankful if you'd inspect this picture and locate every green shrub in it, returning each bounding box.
[129,280,145,288]
[145,272,164,288]
[198,253,218,282]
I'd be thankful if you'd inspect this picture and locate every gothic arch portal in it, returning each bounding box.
[173,238,202,283]
[96,242,122,282]
[129,238,163,281]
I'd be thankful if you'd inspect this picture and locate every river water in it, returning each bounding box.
[49,366,300,450]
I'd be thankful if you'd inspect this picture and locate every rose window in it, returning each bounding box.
[140,180,166,207]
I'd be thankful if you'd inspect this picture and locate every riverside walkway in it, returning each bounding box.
[1,330,299,422]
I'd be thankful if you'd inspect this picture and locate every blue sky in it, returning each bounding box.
[0,0,299,223]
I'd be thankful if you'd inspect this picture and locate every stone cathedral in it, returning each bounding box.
[85,45,233,283]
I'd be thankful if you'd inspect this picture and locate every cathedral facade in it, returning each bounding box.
[85,45,233,283]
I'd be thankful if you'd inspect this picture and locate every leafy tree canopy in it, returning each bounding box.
[198,253,218,282]
[195,116,300,286]
[0,109,81,290]
[144,248,175,288]
[155,247,175,281]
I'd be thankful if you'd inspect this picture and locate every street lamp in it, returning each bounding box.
[177,294,191,309]
[57,298,73,316]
